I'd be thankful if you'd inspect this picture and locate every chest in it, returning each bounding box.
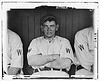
[37,40,62,55]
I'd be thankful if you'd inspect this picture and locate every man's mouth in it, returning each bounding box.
[47,32,52,34]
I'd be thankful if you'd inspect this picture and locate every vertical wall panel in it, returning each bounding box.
[78,10,88,30]
[59,9,66,37]
[72,10,80,35]
[16,11,25,41]
[29,10,35,43]
[85,10,93,27]
[34,9,41,38]
[65,9,73,42]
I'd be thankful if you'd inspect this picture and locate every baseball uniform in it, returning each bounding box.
[74,27,94,72]
[27,36,74,70]
[7,29,23,74]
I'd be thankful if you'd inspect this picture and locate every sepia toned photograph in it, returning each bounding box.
[1,0,99,80]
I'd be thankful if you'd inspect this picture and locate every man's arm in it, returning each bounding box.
[8,67,20,75]
[8,30,23,75]
[50,39,74,69]
[28,54,60,66]
[74,31,94,70]
[50,58,71,69]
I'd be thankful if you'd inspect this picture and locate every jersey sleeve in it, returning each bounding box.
[10,35,23,68]
[27,39,39,59]
[74,31,94,71]
[60,39,74,63]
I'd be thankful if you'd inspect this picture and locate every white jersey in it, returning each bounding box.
[7,29,23,69]
[74,27,94,71]
[27,36,74,68]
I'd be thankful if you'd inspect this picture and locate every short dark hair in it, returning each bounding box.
[41,15,58,26]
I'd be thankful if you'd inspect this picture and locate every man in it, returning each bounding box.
[5,29,23,75]
[74,27,95,76]
[27,15,74,77]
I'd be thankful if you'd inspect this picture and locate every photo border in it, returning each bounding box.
[0,0,99,80]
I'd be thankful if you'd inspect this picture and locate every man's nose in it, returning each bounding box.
[47,27,51,31]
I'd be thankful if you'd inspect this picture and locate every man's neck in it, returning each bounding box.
[45,35,55,43]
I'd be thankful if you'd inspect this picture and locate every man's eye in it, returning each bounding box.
[44,26,47,28]
[51,25,55,28]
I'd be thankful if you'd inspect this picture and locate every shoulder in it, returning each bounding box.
[29,36,43,44]
[56,36,70,44]
[8,29,22,43]
[75,27,92,38]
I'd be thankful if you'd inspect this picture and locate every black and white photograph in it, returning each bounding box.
[0,0,99,80]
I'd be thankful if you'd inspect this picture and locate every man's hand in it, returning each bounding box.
[52,54,60,60]
[8,67,20,75]
[49,54,60,61]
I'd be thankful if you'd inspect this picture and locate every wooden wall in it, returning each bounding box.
[8,6,93,74]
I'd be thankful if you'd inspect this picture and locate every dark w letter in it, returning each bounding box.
[78,45,84,51]
[17,50,22,55]
[66,48,70,53]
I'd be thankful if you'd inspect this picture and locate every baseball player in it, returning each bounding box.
[5,29,23,75]
[27,15,74,77]
[74,27,94,76]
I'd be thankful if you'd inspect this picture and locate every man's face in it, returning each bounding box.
[42,21,58,38]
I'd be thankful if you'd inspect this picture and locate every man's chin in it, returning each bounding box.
[47,36,52,38]
[45,35,53,38]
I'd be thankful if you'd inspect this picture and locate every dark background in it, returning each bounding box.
[7,6,93,74]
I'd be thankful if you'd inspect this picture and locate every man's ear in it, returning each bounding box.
[56,24,59,31]
[41,25,44,31]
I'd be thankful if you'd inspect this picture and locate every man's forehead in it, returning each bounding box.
[44,21,56,25]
